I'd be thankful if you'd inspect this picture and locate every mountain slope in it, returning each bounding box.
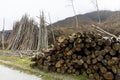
[52,10,120,28]
[52,15,94,27]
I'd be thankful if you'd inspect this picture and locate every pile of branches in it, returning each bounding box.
[32,32,120,80]
[7,15,38,50]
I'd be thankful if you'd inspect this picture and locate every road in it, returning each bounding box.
[0,65,42,80]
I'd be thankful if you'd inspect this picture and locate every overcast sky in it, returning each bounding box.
[0,0,120,31]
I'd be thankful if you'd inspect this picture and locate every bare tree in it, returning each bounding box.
[37,11,48,51]
[95,0,101,24]
[2,18,5,49]
[7,15,38,50]
[91,0,101,24]
[48,13,56,44]
[68,0,79,27]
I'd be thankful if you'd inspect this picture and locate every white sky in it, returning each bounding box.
[0,0,120,31]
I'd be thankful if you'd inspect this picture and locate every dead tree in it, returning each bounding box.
[7,15,38,50]
[48,13,56,44]
[37,12,48,51]
[95,0,101,24]
[91,0,101,24]
[69,0,79,28]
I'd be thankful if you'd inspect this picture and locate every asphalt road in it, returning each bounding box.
[0,65,41,80]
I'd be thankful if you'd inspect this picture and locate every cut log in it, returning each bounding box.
[103,72,114,80]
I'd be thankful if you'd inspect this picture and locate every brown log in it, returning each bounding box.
[92,58,97,64]
[112,42,120,51]
[103,72,114,80]
[72,54,77,59]
[69,37,75,43]
[109,49,116,56]
[100,66,107,74]
[97,55,103,61]
[84,49,91,55]
[86,68,92,74]
[72,68,76,73]
[55,60,64,68]
[75,71,80,76]
[104,46,111,53]
[108,57,119,66]
[57,36,66,43]
[66,50,73,56]
[83,63,88,69]
[89,74,94,79]
[76,32,82,38]
[112,65,117,74]
[86,59,91,64]
[105,55,111,61]
[84,38,91,43]
[97,39,106,46]
[76,38,82,43]
[100,50,106,56]
[115,74,120,80]
[77,55,82,59]
[67,69,72,74]
[78,59,84,65]
[95,46,101,50]
[85,43,90,48]
[91,41,96,47]
[46,56,51,62]
[105,39,111,46]
[56,68,61,73]
[93,65,99,71]
[94,73,100,80]
[72,59,84,65]
[102,60,108,66]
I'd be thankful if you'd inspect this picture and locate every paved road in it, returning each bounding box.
[0,65,42,80]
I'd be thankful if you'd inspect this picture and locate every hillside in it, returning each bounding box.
[100,13,120,36]
[52,10,120,28]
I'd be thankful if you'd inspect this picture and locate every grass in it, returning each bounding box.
[0,55,88,80]
[0,50,12,52]
[0,56,29,64]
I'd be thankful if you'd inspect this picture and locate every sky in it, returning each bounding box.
[0,0,120,31]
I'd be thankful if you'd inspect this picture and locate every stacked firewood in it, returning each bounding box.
[32,32,120,80]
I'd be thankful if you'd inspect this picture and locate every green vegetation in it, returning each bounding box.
[0,55,88,80]
[0,56,31,67]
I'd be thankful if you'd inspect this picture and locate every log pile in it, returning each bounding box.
[32,32,120,80]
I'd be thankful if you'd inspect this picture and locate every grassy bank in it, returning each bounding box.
[0,54,88,80]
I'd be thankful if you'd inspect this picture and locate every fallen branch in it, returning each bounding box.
[91,24,118,39]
